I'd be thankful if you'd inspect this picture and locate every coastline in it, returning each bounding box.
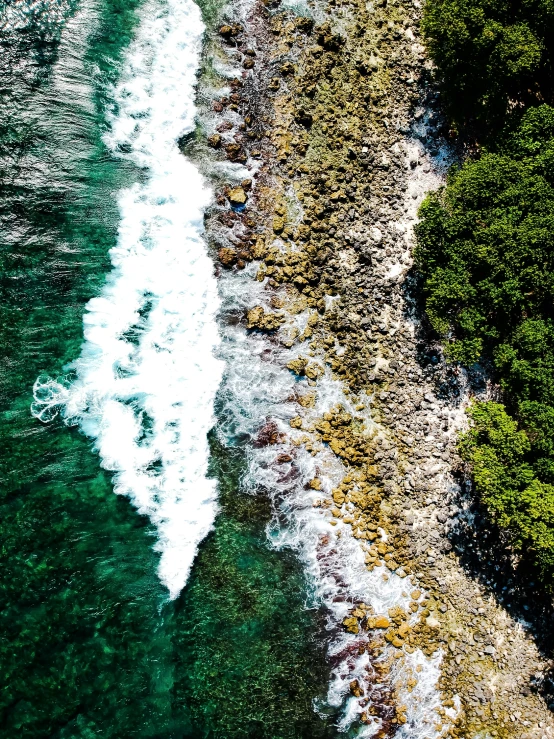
[3,0,554,734]
[193,0,554,736]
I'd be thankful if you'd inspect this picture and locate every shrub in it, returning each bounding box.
[459,402,554,576]
[422,0,554,132]
[415,105,554,583]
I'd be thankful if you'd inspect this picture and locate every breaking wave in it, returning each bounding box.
[32,0,223,599]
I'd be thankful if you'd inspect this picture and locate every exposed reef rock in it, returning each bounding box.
[227,185,248,206]
[197,0,554,736]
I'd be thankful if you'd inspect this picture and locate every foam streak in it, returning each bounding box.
[216,263,445,736]
[32,0,223,598]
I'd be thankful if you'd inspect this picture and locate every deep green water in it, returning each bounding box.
[0,0,337,736]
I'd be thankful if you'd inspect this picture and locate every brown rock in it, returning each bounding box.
[305,363,323,380]
[228,186,247,206]
[374,616,391,629]
[246,306,264,329]
[315,22,345,51]
[298,392,316,408]
[398,622,411,638]
[295,16,314,33]
[333,489,345,505]
[219,23,242,38]
[273,216,285,234]
[224,142,247,163]
[343,616,359,634]
[218,247,237,267]
[295,109,313,127]
[246,306,284,331]
[287,357,308,376]
[277,454,292,463]
[251,239,267,259]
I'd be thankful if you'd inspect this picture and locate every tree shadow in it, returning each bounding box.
[401,269,554,709]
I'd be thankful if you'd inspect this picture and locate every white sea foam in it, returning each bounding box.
[215,258,445,736]
[32,0,223,598]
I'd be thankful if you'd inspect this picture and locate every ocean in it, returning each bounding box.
[0,0,336,735]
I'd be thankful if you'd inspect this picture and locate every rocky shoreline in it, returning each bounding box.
[192,0,554,735]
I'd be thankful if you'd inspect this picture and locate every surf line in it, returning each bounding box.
[32,0,223,599]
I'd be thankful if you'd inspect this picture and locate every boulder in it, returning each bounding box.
[373,616,391,629]
[246,306,284,331]
[295,16,314,33]
[224,142,247,163]
[228,186,247,206]
[219,23,242,38]
[218,247,237,267]
[343,616,359,634]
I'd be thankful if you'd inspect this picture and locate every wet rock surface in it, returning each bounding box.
[196,0,554,736]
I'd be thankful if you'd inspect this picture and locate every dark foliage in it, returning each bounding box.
[415,105,554,582]
[422,0,554,133]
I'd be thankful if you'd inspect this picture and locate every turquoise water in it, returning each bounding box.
[0,0,337,735]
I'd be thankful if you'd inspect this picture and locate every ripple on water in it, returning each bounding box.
[32,0,224,599]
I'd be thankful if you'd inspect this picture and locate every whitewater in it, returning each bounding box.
[32,0,223,598]
[214,259,448,737]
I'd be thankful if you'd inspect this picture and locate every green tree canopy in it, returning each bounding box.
[415,105,554,584]
[422,0,554,132]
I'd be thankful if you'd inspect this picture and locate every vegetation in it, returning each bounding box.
[414,104,554,581]
[421,0,554,132]
[459,402,554,577]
